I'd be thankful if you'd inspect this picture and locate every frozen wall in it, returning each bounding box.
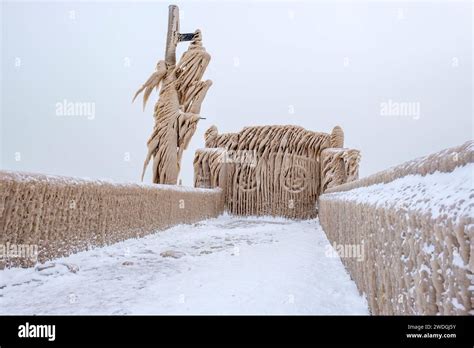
[319,141,473,315]
[0,171,224,268]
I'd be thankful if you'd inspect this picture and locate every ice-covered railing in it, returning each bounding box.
[319,141,473,315]
[0,171,224,268]
[325,141,473,193]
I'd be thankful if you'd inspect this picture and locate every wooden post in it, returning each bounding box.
[165,5,180,66]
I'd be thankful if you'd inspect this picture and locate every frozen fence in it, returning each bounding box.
[319,141,473,315]
[0,172,224,268]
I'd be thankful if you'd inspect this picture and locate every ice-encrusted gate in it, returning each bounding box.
[194,125,361,219]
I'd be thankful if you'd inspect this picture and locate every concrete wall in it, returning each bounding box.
[0,171,224,268]
[319,141,473,315]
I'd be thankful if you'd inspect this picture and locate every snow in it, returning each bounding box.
[0,215,368,315]
[451,298,465,311]
[322,164,473,224]
[422,243,435,254]
[452,250,467,269]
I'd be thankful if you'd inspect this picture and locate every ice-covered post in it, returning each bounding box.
[133,4,212,185]
[165,5,197,66]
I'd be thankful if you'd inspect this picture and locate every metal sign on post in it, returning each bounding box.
[165,5,197,66]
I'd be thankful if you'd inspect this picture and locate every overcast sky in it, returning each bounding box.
[1,0,472,185]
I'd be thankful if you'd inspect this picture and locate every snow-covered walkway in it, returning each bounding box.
[0,215,368,314]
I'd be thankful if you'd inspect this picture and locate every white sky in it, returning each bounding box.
[1,0,472,185]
